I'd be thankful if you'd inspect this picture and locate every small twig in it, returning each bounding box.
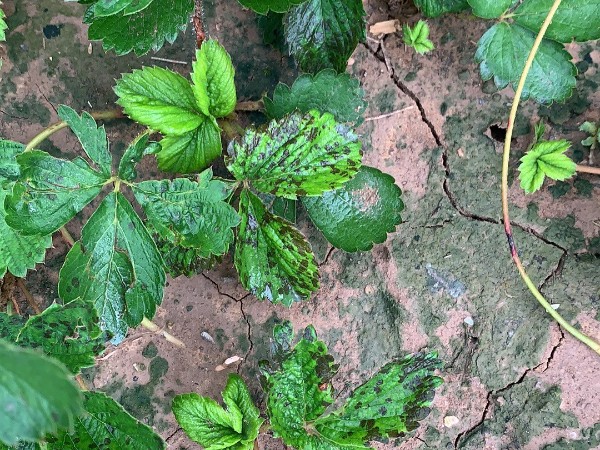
[364,106,415,122]
[16,279,41,314]
[75,375,88,391]
[60,227,75,247]
[150,56,188,65]
[141,317,186,347]
[235,100,264,112]
[193,0,205,48]
[576,164,600,176]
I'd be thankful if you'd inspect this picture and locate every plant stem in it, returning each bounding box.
[140,317,186,347]
[193,0,205,48]
[501,0,600,355]
[16,278,41,314]
[236,100,264,112]
[576,164,600,176]
[75,375,88,391]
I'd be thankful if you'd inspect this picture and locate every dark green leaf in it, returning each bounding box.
[58,192,165,343]
[226,111,362,199]
[264,69,367,126]
[259,193,297,223]
[118,134,159,181]
[284,0,366,73]
[0,341,82,446]
[467,0,513,19]
[47,392,166,449]
[4,151,107,235]
[412,0,469,17]
[235,190,319,306]
[257,12,286,50]
[154,237,218,277]
[0,140,23,183]
[475,22,576,103]
[237,0,308,14]
[90,0,153,17]
[518,140,576,193]
[302,166,403,252]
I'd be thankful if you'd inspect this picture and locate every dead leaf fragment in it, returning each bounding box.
[370,20,399,36]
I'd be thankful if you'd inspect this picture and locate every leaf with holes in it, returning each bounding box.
[518,140,576,193]
[237,0,308,14]
[412,0,469,17]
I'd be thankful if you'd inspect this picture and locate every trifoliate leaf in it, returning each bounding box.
[191,40,237,118]
[518,140,576,193]
[235,190,319,306]
[46,392,166,450]
[0,300,105,374]
[173,374,263,450]
[514,0,600,43]
[237,0,308,14]
[118,134,160,181]
[57,105,112,176]
[314,352,443,445]
[467,0,513,19]
[0,341,82,446]
[226,111,362,199]
[412,0,469,17]
[302,166,404,252]
[264,69,367,126]
[475,22,576,103]
[403,20,435,54]
[156,117,223,174]
[133,170,240,258]
[4,151,108,235]
[85,0,194,56]
[58,192,165,343]
[284,0,366,73]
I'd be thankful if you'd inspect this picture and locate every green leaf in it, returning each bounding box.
[0,300,105,374]
[156,118,223,174]
[118,134,160,181]
[284,0,366,73]
[58,192,165,343]
[173,374,262,450]
[475,22,576,103]
[264,69,367,126]
[154,238,218,277]
[237,0,308,14]
[226,111,362,199]
[518,140,576,193]
[4,151,108,235]
[47,391,166,449]
[58,105,112,176]
[259,193,297,223]
[0,140,23,183]
[302,166,404,252]
[235,190,319,306]
[412,0,469,17]
[133,170,240,258]
[403,20,435,54]
[85,0,194,56]
[115,66,204,136]
[90,0,153,17]
[467,0,513,19]
[514,0,600,43]
[191,40,237,118]
[0,341,82,446]
[0,4,7,42]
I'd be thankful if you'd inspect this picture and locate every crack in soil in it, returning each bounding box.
[165,427,183,443]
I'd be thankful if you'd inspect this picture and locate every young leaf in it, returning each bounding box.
[85,0,194,56]
[0,341,82,446]
[467,0,513,19]
[518,140,576,193]
[302,166,404,252]
[118,133,160,181]
[0,2,7,71]
[514,0,600,43]
[284,0,366,73]
[46,392,166,450]
[226,111,362,199]
[191,40,237,119]
[580,121,598,149]
[475,22,576,103]
[133,170,240,258]
[0,300,105,374]
[237,0,308,15]
[58,105,112,176]
[173,374,262,450]
[412,0,469,17]
[264,69,367,126]
[403,20,435,55]
[235,190,319,306]
[58,192,165,343]
[4,151,108,235]
[115,66,204,136]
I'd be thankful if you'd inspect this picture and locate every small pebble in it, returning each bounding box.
[201,332,215,344]
[464,316,474,327]
[551,304,560,309]
[444,416,460,428]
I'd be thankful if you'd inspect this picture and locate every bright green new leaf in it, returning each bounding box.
[235,190,319,306]
[0,3,7,43]
[226,111,362,199]
[0,341,82,446]
[118,133,160,181]
[156,117,222,173]
[58,192,165,343]
[515,0,600,43]
[173,374,262,450]
[302,166,404,252]
[0,300,105,374]
[518,140,576,193]
[4,151,108,235]
[285,0,366,73]
[580,121,598,148]
[191,40,237,118]
[412,0,469,17]
[403,20,435,54]
[58,105,112,176]
[264,69,367,126]
[46,392,166,449]
[237,0,308,14]
[475,22,576,103]
[85,0,194,55]
[133,170,240,257]
[115,66,204,136]
[467,0,513,19]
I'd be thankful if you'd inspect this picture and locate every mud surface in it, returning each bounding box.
[1,0,599,449]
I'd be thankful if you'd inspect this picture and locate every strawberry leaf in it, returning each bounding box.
[412,0,469,17]
[403,20,435,54]
[467,0,513,19]
[237,0,308,15]
[518,140,576,193]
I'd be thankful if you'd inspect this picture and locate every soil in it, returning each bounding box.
[1,0,600,449]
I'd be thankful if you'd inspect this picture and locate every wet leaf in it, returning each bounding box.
[518,140,576,193]
[467,0,513,19]
[237,0,308,14]
[412,0,469,17]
